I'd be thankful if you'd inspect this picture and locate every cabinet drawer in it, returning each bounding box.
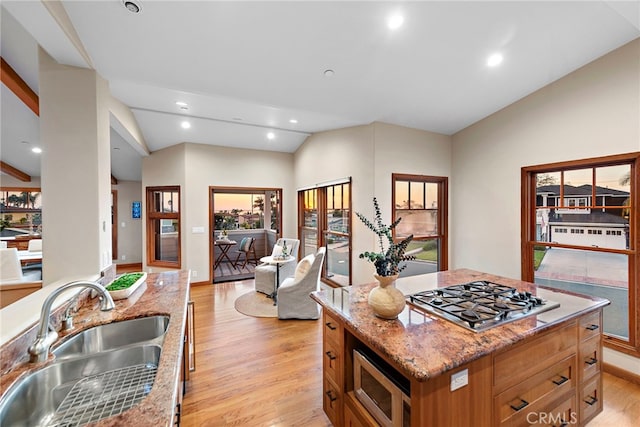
[580,375,602,424]
[579,311,601,342]
[494,322,577,392]
[495,356,576,426]
[324,377,343,427]
[324,311,343,346]
[527,394,578,427]
[579,335,601,382]
[324,338,342,386]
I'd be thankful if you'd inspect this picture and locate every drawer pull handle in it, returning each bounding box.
[325,322,337,331]
[584,395,598,406]
[552,375,569,386]
[585,357,598,365]
[325,390,338,403]
[586,324,599,331]
[510,398,529,412]
[325,351,337,361]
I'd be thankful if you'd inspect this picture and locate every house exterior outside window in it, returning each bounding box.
[392,173,448,275]
[522,153,639,356]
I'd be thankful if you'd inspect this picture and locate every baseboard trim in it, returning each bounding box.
[603,362,640,386]
[190,280,211,287]
[115,262,143,273]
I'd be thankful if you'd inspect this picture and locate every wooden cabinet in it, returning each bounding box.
[578,310,602,425]
[344,392,378,427]
[175,299,195,426]
[322,311,344,426]
[320,308,603,427]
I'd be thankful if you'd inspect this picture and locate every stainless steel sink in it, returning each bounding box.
[53,315,169,359]
[0,344,161,426]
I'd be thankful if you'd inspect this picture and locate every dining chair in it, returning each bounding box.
[0,248,41,283]
[233,237,258,270]
[27,239,42,252]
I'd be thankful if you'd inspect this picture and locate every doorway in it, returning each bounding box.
[209,187,282,283]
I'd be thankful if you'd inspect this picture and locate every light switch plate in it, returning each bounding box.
[192,226,205,233]
[451,368,468,391]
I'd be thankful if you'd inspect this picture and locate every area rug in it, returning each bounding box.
[234,291,277,318]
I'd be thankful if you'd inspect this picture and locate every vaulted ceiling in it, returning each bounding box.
[2,1,639,181]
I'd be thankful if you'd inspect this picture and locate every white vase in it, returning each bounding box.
[368,274,405,319]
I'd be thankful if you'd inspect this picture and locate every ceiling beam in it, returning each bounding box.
[1,161,32,182]
[0,57,39,116]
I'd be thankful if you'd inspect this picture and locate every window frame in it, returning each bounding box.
[521,152,639,356]
[146,185,181,268]
[298,179,352,287]
[392,173,449,271]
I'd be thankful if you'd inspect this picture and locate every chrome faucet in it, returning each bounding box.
[28,280,115,363]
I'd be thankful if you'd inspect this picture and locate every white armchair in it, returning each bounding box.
[255,238,300,295]
[277,247,325,320]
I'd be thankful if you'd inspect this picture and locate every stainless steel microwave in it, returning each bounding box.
[353,349,411,427]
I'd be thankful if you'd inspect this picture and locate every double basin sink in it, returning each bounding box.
[0,315,170,426]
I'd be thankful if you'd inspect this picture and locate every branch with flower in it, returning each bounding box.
[356,197,414,277]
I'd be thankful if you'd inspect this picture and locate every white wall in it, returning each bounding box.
[295,122,453,284]
[0,176,42,188]
[112,181,142,264]
[39,48,112,284]
[142,142,295,282]
[141,143,186,273]
[451,39,640,373]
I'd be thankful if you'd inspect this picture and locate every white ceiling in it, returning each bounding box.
[1,1,639,182]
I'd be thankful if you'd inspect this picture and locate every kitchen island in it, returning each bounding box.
[0,270,193,426]
[311,268,609,427]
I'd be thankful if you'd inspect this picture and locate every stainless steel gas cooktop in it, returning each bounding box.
[406,280,560,332]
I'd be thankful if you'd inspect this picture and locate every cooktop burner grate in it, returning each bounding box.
[407,280,559,331]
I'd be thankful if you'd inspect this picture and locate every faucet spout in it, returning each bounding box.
[28,280,115,363]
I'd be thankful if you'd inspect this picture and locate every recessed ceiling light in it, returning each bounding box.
[175,101,188,107]
[122,0,141,13]
[387,14,404,30]
[181,121,191,129]
[324,69,335,77]
[31,147,42,154]
[487,53,504,67]
[289,119,298,124]
[267,132,275,140]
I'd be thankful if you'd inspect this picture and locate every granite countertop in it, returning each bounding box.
[311,268,609,382]
[0,270,191,427]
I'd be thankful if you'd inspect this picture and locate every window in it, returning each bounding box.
[392,174,448,274]
[213,190,281,232]
[146,186,180,268]
[0,188,42,236]
[298,179,351,286]
[522,153,638,355]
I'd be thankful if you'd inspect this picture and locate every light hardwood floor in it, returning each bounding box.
[182,281,640,426]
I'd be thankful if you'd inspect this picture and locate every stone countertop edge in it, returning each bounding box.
[0,270,191,427]
[311,268,610,382]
